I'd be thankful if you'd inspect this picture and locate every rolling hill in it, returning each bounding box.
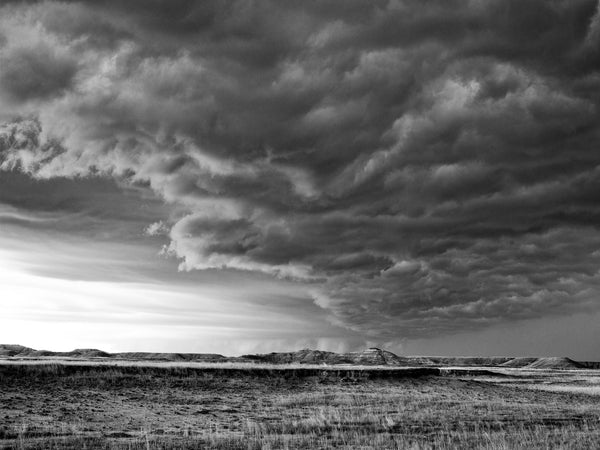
[0,344,595,369]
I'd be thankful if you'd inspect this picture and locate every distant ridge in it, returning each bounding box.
[499,357,539,368]
[525,357,584,370]
[0,344,595,369]
[0,345,225,362]
[426,357,511,367]
[0,345,36,357]
[68,349,112,358]
[241,348,424,366]
[579,361,600,369]
[116,352,226,362]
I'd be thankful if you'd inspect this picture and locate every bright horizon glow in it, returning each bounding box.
[0,248,231,352]
[0,244,361,356]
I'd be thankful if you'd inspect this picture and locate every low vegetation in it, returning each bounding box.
[0,362,599,449]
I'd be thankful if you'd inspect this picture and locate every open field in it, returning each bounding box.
[0,361,599,449]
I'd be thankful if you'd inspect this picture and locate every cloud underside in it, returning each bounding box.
[1,0,600,339]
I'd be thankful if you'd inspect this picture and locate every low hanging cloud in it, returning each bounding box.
[1,0,600,340]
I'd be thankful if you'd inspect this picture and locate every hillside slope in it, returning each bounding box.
[0,344,594,369]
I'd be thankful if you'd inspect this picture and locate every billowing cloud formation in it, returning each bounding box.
[1,0,600,340]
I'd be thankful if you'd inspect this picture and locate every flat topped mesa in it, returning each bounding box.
[346,348,410,366]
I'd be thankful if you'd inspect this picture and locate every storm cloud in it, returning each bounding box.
[1,0,600,340]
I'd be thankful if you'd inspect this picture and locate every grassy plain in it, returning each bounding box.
[0,361,599,449]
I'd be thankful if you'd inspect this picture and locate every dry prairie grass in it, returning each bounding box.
[0,362,598,449]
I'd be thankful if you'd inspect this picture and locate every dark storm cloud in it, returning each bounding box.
[1,0,600,339]
[0,45,77,101]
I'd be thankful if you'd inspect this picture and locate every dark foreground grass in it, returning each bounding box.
[0,363,599,449]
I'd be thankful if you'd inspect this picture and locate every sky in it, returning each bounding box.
[0,0,599,359]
